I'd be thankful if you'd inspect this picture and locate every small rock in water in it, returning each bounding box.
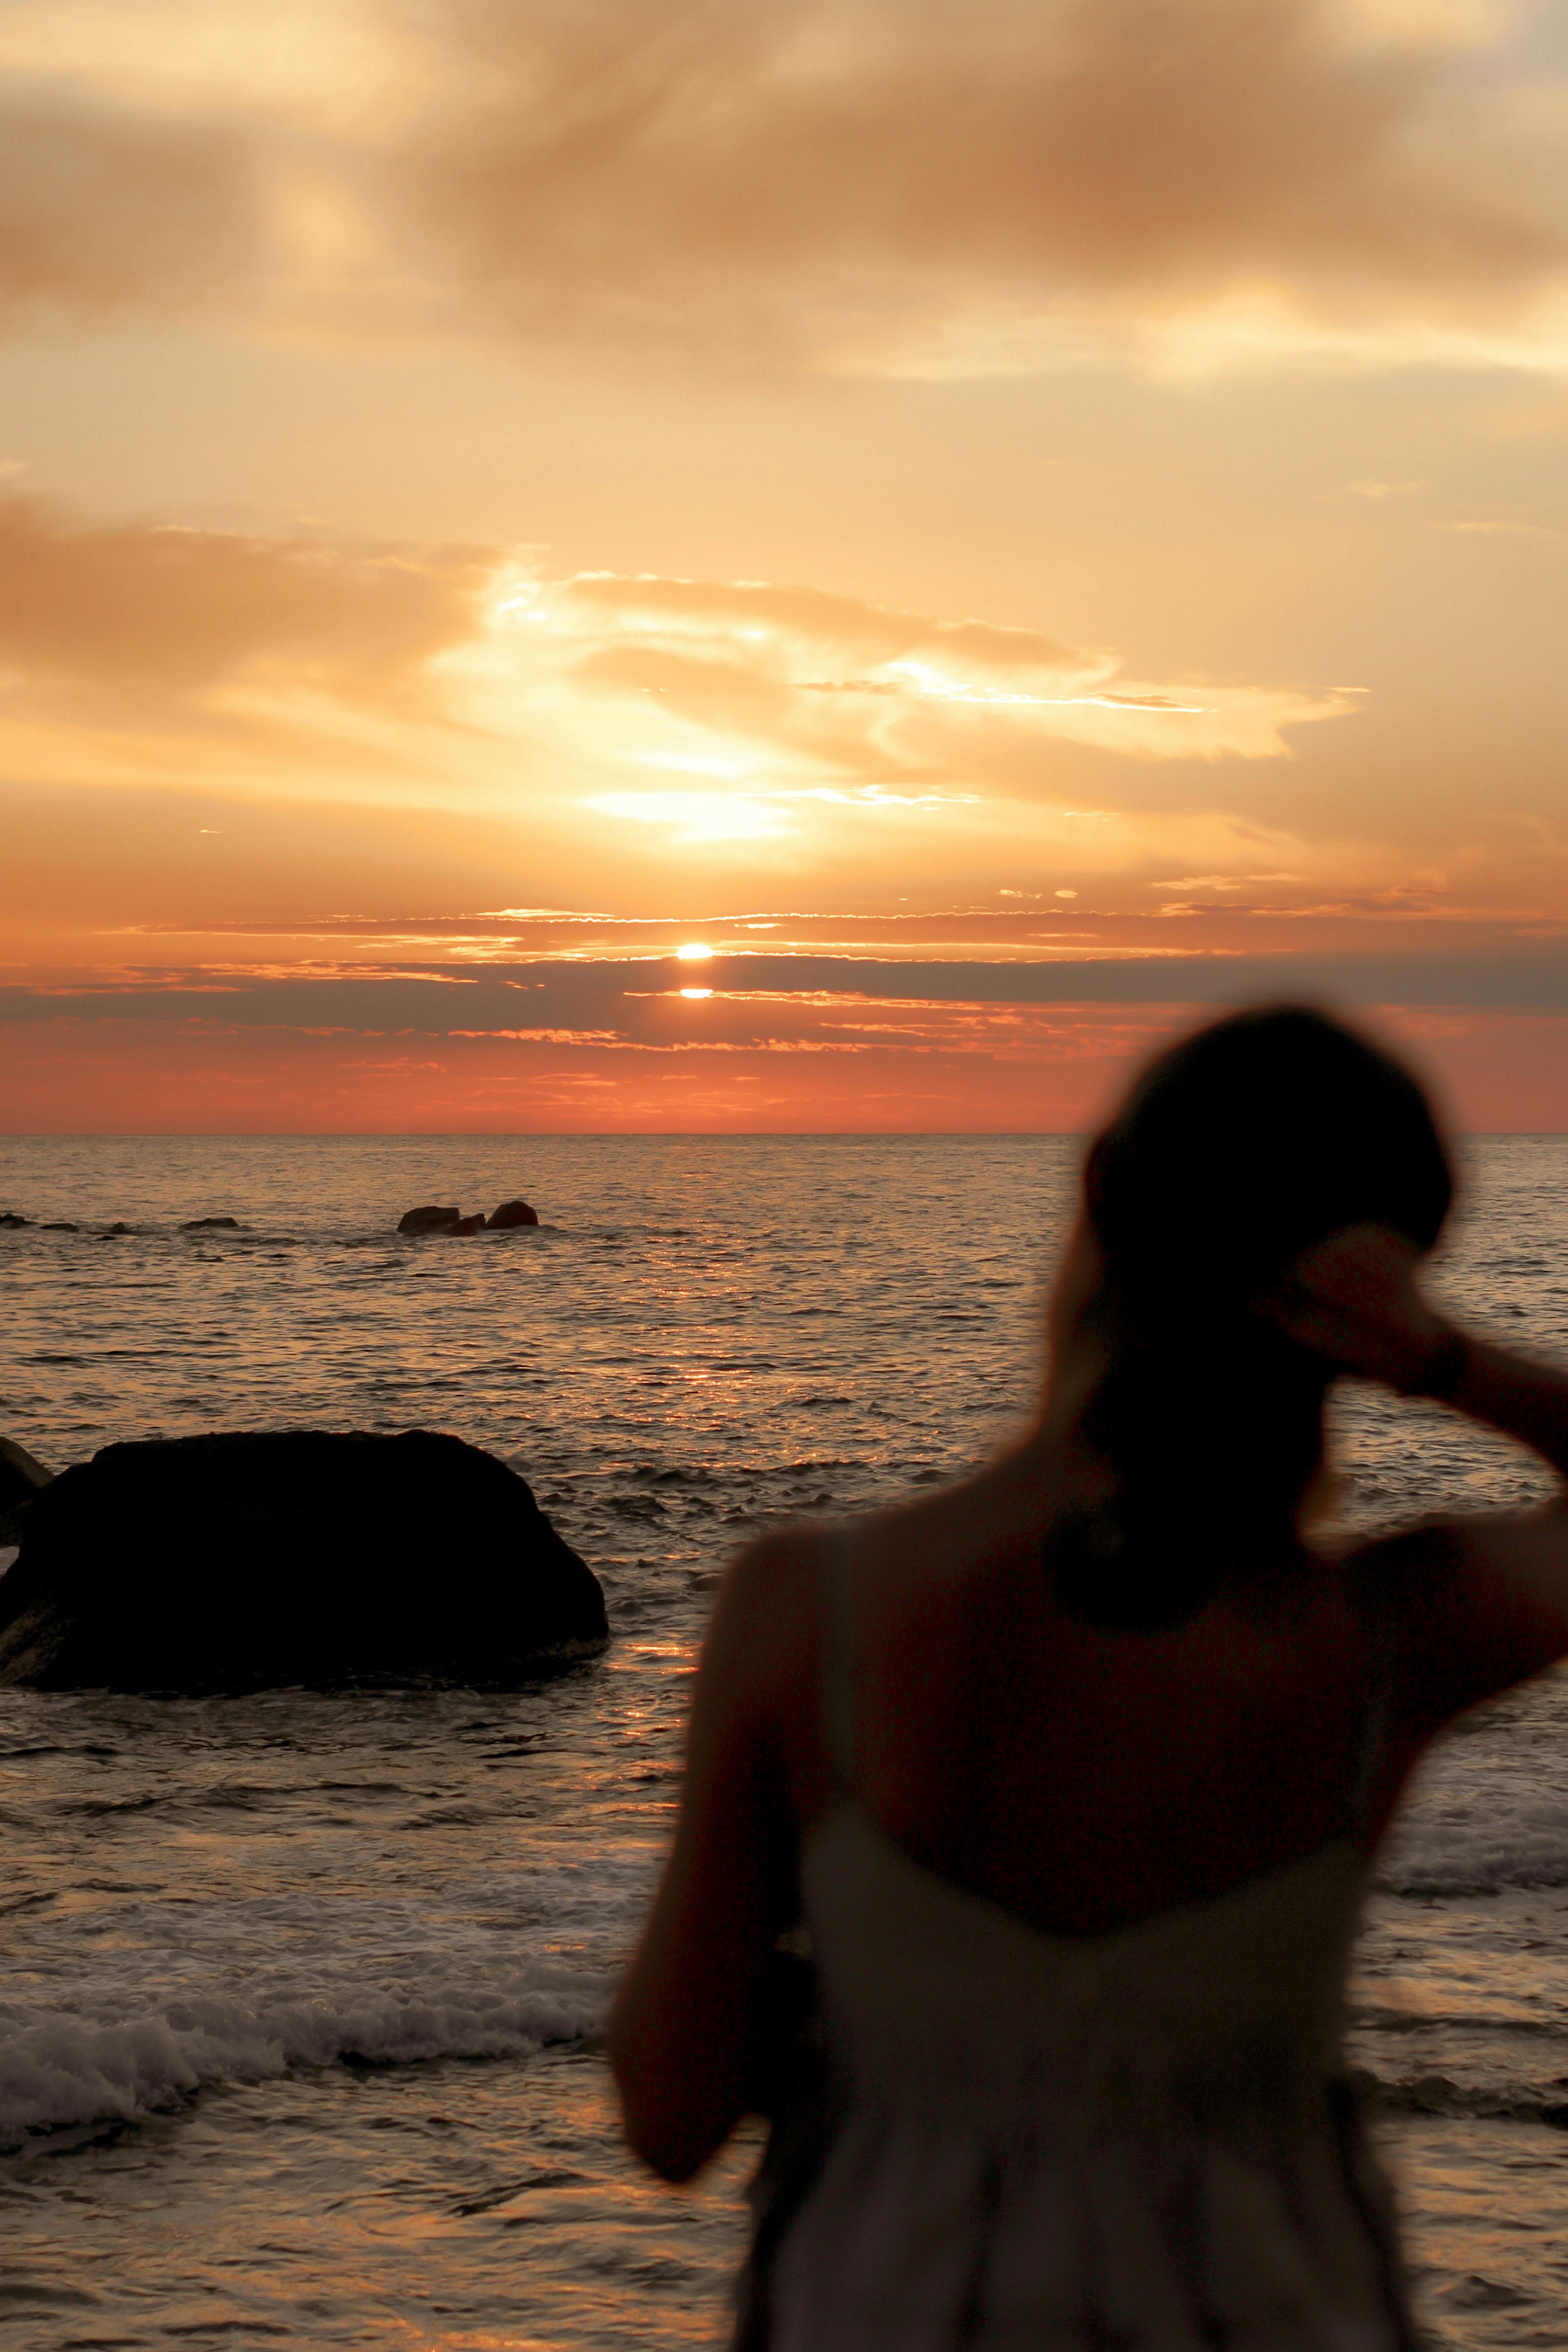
[182,1216,240,1231]
[42,1222,79,1232]
[107,1221,133,1234]
[451,1213,488,1235]
[488,1199,540,1229]
[398,1204,463,1235]
[0,1212,29,1229]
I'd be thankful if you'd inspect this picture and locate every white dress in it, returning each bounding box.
[737,1546,1416,2351]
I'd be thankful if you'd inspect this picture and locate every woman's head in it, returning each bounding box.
[1085,1004,1452,1320]
[1047,1005,1454,1628]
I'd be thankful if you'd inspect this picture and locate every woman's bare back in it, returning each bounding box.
[778,1465,1396,1940]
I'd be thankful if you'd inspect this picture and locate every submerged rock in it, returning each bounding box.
[182,1216,240,1232]
[488,1199,540,1229]
[42,1222,79,1232]
[0,1429,608,1692]
[0,1212,29,1229]
[397,1205,462,1235]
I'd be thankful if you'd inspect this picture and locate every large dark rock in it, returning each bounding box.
[488,1199,540,1229]
[0,1430,608,1692]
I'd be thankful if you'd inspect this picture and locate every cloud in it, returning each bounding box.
[9,950,1568,1037]
[0,92,263,317]
[0,510,1357,846]
[0,509,1339,777]
[0,498,496,693]
[0,0,1560,367]
[9,996,1568,1131]
[561,574,1080,672]
[386,0,1568,363]
[534,568,1353,787]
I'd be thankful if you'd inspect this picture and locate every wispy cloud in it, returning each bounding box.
[0,503,1354,826]
[514,568,1357,817]
[390,0,1568,368]
[0,497,493,693]
[0,81,269,321]
[10,950,1568,1036]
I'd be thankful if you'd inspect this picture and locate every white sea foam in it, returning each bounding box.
[0,1966,607,2147]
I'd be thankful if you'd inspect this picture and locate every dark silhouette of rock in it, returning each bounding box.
[42,1223,79,1232]
[488,1199,540,1229]
[0,1430,608,1692]
[182,1216,240,1231]
[0,1212,29,1229]
[107,1222,133,1235]
[398,1205,462,1235]
[395,1205,493,1236]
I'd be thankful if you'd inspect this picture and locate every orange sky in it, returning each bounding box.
[2,0,1566,1130]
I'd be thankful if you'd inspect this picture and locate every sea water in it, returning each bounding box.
[1,1132,1566,2350]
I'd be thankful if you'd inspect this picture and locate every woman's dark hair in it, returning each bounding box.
[1049,1004,1454,1631]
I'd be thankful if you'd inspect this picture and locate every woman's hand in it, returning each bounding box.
[1259,1222,1461,1396]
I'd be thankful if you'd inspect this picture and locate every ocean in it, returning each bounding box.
[2,1131,1567,2351]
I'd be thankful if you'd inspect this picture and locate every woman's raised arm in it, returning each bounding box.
[1267,1223,1568,1711]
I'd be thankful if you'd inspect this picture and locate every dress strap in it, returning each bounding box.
[817,1529,858,1798]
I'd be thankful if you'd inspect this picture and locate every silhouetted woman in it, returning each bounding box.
[610,1005,1568,2349]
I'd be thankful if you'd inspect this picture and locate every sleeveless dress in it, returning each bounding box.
[736,1541,1418,2352]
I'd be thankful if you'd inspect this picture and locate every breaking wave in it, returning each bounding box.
[0,1966,607,2149]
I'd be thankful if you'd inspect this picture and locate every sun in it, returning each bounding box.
[677,942,713,961]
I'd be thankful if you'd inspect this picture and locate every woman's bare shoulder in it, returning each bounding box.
[696,1519,840,1718]
[701,1491,967,1748]
[718,1517,837,1607]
